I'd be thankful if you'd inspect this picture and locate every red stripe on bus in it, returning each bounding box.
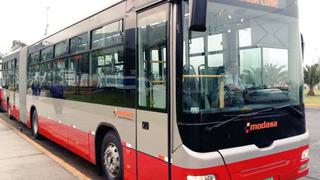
[123,145,137,180]
[88,131,96,164]
[1,100,6,112]
[137,151,168,180]
[23,113,309,180]
[0,90,3,110]
[33,114,138,178]
[11,105,20,121]
[172,145,308,180]
[172,163,230,180]
[26,112,31,128]
[225,145,309,180]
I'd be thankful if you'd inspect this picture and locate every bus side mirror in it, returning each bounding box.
[189,0,207,32]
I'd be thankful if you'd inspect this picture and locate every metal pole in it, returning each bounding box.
[44,6,50,36]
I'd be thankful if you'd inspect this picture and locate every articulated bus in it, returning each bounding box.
[1,0,309,179]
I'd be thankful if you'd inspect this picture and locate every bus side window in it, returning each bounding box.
[138,14,168,110]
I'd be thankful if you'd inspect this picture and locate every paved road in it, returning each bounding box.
[0,113,103,180]
[303,108,320,180]
[0,108,319,180]
[0,118,76,180]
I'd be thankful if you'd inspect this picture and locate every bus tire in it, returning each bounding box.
[31,109,42,140]
[100,132,123,180]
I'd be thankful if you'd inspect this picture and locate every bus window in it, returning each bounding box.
[53,58,68,86]
[39,61,53,91]
[29,52,40,64]
[91,20,123,50]
[138,10,168,110]
[70,33,88,54]
[41,46,54,62]
[54,41,69,58]
[67,53,89,88]
[89,47,124,88]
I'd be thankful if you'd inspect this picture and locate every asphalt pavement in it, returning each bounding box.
[303,108,320,180]
[0,118,77,180]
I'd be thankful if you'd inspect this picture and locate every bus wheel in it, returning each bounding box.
[100,132,123,180]
[31,109,42,140]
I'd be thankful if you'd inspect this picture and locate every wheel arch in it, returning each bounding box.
[95,122,122,174]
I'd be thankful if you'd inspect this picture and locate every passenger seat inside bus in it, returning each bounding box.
[183,64,201,111]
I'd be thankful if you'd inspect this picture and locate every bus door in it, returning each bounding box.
[136,3,170,179]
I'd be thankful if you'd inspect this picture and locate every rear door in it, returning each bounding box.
[136,3,170,179]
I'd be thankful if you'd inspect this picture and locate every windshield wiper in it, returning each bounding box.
[206,108,274,132]
[273,104,304,118]
[206,104,304,132]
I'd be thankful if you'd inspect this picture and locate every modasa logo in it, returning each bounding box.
[245,121,278,134]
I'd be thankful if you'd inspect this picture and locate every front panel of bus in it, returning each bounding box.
[173,0,309,179]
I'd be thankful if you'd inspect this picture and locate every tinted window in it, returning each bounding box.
[14,59,19,92]
[67,45,134,108]
[41,47,53,62]
[53,58,68,86]
[27,64,40,93]
[54,41,69,58]
[2,63,7,89]
[29,52,40,64]
[138,7,168,110]
[90,47,124,86]
[70,33,88,54]
[3,60,15,90]
[26,22,135,108]
[91,20,123,49]
[67,53,89,87]
[39,61,53,89]
[27,61,52,96]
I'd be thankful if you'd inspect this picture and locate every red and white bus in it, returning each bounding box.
[1,0,309,179]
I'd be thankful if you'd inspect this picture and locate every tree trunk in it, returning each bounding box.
[308,87,315,96]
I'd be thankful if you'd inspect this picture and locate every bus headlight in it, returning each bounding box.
[301,149,309,160]
[187,175,216,180]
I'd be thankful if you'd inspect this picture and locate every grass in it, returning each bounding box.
[304,89,320,107]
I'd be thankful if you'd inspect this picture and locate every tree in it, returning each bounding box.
[263,64,288,86]
[241,63,288,87]
[304,64,320,96]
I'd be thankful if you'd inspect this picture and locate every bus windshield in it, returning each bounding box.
[182,0,303,115]
[178,0,305,152]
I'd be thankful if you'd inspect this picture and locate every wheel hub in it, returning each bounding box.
[32,113,38,134]
[103,143,120,177]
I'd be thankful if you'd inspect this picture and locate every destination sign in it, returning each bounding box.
[240,0,279,8]
[212,0,296,17]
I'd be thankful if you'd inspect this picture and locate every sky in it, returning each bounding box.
[298,1,320,65]
[0,0,317,65]
[0,0,120,54]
